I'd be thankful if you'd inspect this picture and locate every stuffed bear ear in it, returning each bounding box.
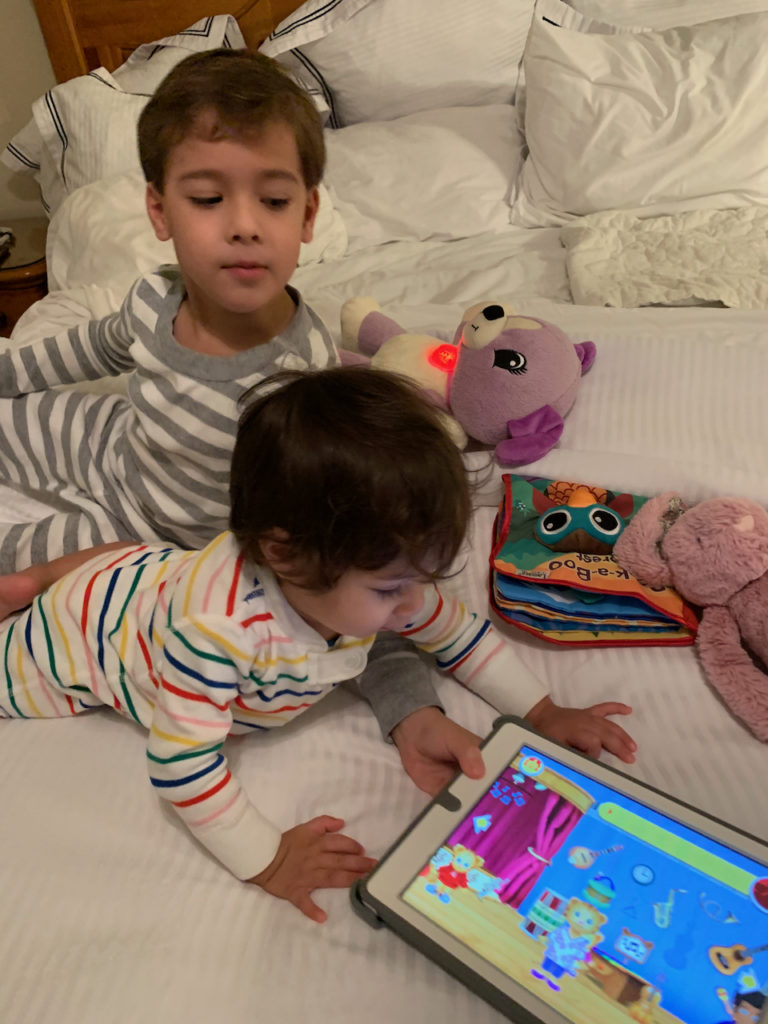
[613,492,689,587]
[340,297,381,352]
[453,301,515,344]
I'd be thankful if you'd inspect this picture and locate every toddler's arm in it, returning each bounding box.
[401,585,636,764]
[147,615,284,880]
[148,609,376,918]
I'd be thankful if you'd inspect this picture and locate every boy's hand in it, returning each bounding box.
[247,815,376,923]
[391,706,485,796]
[525,696,636,764]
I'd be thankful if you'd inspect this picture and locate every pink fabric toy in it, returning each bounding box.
[340,298,596,465]
[614,492,768,741]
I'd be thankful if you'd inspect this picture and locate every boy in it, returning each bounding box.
[0,48,332,567]
[0,48,455,782]
[0,366,636,923]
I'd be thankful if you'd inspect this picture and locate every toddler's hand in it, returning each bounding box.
[525,696,636,764]
[248,815,376,923]
[391,706,485,796]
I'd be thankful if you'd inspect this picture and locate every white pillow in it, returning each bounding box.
[260,0,535,127]
[564,0,768,29]
[46,172,347,293]
[110,17,245,93]
[0,15,245,216]
[511,0,768,228]
[324,106,524,251]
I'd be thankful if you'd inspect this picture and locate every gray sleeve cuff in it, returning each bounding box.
[357,633,444,740]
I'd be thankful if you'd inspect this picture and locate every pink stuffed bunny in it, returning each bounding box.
[614,492,768,741]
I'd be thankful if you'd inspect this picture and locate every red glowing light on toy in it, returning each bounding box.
[427,344,459,373]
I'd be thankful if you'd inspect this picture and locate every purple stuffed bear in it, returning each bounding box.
[340,298,595,465]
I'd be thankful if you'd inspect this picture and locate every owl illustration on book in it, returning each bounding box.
[534,482,633,555]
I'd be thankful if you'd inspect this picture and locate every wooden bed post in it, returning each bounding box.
[31,0,89,83]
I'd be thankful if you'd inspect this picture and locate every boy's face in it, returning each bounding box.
[146,120,318,326]
[273,558,429,641]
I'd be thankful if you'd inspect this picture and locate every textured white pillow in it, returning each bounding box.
[324,106,524,251]
[46,173,347,293]
[1,15,245,216]
[260,0,535,127]
[511,0,768,228]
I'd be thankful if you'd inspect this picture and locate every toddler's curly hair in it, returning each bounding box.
[230,365,471,591]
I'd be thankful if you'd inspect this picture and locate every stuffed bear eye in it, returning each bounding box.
[493,348,527,375]
[538,509,572,536]
[588,508,623,536]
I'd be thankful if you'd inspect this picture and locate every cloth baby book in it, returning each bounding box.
[490,475,697,647]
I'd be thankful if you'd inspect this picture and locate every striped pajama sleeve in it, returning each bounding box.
[400,584,547,717]
[148,608,282,880]
[0,295,136,396]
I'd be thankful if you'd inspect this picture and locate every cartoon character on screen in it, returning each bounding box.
[714,987,766,1024]
[629,983,661,1024]
[466,867,508,902]
[530,896,607,993]
[424,844,483,905]
[420,846,453,885]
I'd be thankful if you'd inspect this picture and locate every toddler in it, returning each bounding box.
[0,366,635,922]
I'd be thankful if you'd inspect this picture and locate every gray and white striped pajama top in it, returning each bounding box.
[0,266,338,572]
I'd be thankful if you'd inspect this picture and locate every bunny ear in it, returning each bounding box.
[613,492,689,587]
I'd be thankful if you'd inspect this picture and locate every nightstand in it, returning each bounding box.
[0,217,48,338]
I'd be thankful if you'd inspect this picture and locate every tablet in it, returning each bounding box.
[352,717,768,1024]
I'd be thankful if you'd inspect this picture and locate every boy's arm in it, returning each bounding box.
[358,632,486,795]
[0,288,137,397]
[355,632,443,738]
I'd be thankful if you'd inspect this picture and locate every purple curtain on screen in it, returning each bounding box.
[449,767,582,908]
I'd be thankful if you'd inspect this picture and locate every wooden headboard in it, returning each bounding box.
[31,0,307,83]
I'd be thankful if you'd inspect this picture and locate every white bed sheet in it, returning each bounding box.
[3,220,768,1024]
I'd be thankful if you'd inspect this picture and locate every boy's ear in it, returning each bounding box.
[301,186,320,245]
[146,183,171,242]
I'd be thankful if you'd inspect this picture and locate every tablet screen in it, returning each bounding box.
[400,744,768,1024]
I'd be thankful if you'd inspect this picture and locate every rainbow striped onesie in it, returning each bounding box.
[0,532,546,880]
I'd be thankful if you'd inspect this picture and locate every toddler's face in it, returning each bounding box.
[146,120,318,330]
[278,558,429,641]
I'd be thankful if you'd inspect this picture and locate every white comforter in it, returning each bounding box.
[3,223,768,1024]
[561,206,768,310]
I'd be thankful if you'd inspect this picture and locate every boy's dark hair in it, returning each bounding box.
[138,49,325,190]
[735,992,766,1010]
[230,366,472,591]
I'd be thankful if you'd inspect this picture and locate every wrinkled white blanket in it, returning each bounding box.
[561,206,768,309]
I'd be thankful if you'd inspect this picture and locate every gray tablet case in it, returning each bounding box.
[351,715,543,1022]
[351,715,768,1024]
